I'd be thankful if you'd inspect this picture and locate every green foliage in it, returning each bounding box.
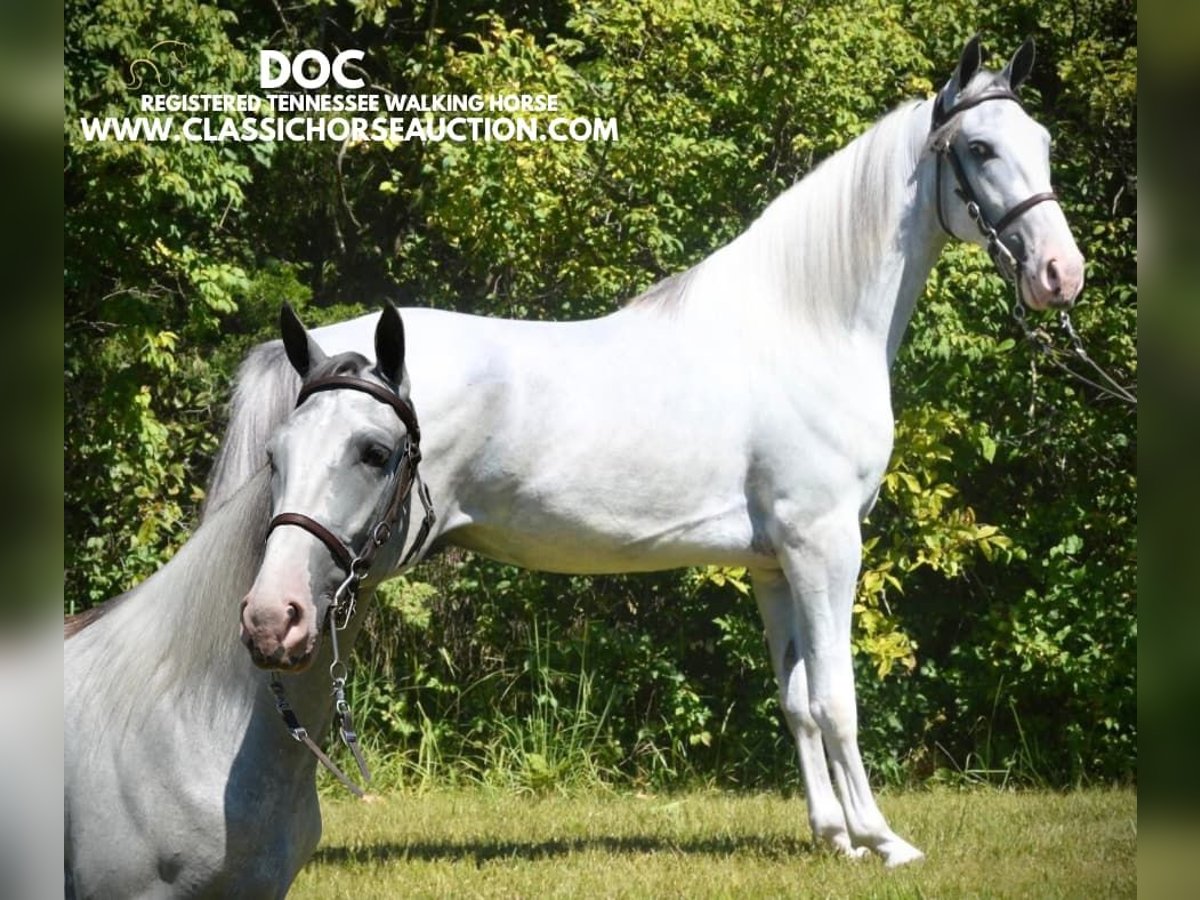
[66,0,269,604]
[338,558,788,790]
[66,0,1135,787]
[857,405,1018,680]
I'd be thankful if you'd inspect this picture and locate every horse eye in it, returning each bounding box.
[361,443,392,468]
[968,140,995,160]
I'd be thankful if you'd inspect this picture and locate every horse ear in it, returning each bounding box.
[280,303,327,377]
[1002,37,1036,91]
[935,33,984,125]
[954,34,984,94]
[374,302,406,387]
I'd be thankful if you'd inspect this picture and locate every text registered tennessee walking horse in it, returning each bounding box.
[65,307,432,897]
[214,37,1084,866]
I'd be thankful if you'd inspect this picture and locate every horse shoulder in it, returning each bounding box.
[749,344,895,534]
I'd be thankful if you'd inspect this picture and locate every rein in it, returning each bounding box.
[930,91,1136,408]
[1010,303,1138,407]
[267,372,437,796]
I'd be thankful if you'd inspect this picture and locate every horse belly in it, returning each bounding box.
[450,519,770,573]
[450,459,773,574]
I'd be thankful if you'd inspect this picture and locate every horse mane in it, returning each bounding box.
[743,100,931,327]
[627,95,963,320]
[625,268,697,311]
[65,596,126,638]
[68,470,272,734]
[202,341,301,518]
[623,97,933,333]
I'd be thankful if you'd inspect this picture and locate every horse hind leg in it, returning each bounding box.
[753,568,862,858]
[767,517,925,867]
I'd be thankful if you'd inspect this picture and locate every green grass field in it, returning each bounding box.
[292,787,1135,898]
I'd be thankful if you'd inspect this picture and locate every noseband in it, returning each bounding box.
[930,89,1059,286]
[266,372,436,626]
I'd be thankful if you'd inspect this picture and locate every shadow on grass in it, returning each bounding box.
[312,834,814,867]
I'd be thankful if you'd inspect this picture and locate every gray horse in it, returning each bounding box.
[66,307,425,897]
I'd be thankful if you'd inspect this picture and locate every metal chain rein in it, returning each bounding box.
[270,447,436,797]
[1010,299,1136,406]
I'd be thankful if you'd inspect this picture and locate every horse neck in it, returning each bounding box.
[698,100,945,363]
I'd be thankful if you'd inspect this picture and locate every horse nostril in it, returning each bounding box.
[1046,258,1062,294]
[286,601,302,624]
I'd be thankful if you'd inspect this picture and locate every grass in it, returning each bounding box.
[291,786,1135,898]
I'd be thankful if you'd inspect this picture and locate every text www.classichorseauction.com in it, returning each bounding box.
[78,45,619,144]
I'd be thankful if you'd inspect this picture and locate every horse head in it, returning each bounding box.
[930,35,1085,310]
[239,302,423,671]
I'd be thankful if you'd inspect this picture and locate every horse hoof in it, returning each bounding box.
[880,839,925,867]
[822,832,868,860]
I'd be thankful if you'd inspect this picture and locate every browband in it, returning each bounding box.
[296,374,420,442]
[930,88,1021,131]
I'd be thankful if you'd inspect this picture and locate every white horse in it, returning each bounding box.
[65,307,429,897]
[215,37,1084,866]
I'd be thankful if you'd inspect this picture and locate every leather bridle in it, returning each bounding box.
[264,370,436,797]
[930,88,1059,288]
[265,372,435,625]
[929,89,1136,408]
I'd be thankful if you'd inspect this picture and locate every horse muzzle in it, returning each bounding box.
[1021,247,1085,311]
[239,593,320,672]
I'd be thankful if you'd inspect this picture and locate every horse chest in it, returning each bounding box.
[65,662,320,899]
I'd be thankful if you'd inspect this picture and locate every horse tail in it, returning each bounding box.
[201,340,299,519]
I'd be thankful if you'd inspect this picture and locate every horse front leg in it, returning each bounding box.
[769,512,924,867]
[752,567,862,858]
